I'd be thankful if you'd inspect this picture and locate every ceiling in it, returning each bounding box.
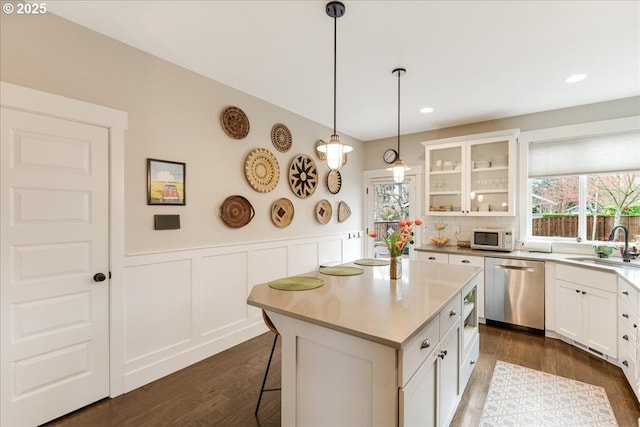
[47,1,640,142]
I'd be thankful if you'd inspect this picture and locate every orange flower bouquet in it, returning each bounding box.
[368,217,423,258]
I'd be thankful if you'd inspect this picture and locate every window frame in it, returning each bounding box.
[519,116,640,244]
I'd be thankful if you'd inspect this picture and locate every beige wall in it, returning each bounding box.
[0,12,364,254]
[365,96,640,171]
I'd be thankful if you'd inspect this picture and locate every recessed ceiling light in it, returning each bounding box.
[420,107,434,114]
[566,74,587,83]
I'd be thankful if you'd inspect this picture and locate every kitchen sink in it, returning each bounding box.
[567,257,640,269]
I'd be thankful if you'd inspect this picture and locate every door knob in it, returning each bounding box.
[93,272,107,282]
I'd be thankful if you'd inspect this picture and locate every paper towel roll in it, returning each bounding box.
[521,240,552,253]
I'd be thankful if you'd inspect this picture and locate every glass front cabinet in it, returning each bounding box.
[422,129,519,216]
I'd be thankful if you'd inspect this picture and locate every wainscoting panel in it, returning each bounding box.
[121,233,362,392]
[289,243,319,275]
[123,259,193,364]
[199,251,249,338]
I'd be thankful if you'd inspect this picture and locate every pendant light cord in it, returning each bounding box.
[333,13,337,136]
[397,69,401,158]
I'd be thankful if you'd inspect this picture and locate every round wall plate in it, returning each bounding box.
[288,154,318,199]
[244,148,280,193]
[315,199,332,224]
[220,195,254,228]
[327,170,342,194]
[271,198,294,228]
[221,106,250,139]
[315,140,327,160]
[271,123,292,152]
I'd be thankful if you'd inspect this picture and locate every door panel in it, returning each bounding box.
[365,174,418,258]
[1,108,109,426]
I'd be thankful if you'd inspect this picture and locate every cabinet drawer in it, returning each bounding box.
[556,264,616,292]
[449,254,484,268]
[460,333,479,392]
[399,316,440,387]
[620,348,637,388]
[619,277,639,314]
[417,251,448,264]
[619,300,639,361]
[440,293,462,337]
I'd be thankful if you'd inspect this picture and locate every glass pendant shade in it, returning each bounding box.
[318,134,353,171]
[388,160,410,184]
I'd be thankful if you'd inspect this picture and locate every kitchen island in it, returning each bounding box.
[247,259,481,426]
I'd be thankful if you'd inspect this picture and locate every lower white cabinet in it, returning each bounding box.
[400,323,460,427]
[400,348,438,427]
[417,250,449,264]
[618,277,640,401]
[438,325,460,426]
[555,264,617,358]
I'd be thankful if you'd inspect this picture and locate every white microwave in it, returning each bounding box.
[471,228,514,252]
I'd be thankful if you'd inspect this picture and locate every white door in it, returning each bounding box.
[365,172,420,259]
[1,108,110,426]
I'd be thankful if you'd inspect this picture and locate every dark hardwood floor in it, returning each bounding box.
[45,324,639,427]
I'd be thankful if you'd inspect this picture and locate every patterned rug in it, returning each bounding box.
[480,361,617,426]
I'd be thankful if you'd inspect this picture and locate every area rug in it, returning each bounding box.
[480,360,617,426]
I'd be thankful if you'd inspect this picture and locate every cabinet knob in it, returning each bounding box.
[449,309,457,317]
[634,324,638,329]
[438,350,447,359]
[581,291,586,295]
[623,313,630,318]
[428,256,436,260]
[93,272,107,282]
[623,290,630,296]
[623,334,629,341]
[461,260,470,264]
[470,359,476,365]
[623,360,629,367]
[420,339,431,349]
[575,289,581,293]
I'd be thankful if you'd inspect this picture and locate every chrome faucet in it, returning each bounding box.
[609,225,631,262]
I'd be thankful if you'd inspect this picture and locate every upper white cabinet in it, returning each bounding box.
[422,129,519,216]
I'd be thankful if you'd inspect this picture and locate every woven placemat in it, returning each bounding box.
[354,258,390,266]
[319,266,364,276]
[268,276,324,291]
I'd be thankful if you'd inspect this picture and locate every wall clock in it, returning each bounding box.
[383,148,398,164]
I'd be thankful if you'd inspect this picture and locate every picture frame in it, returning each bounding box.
[147,158,186,205]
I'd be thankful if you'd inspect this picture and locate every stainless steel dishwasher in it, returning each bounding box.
[485,257,545,334]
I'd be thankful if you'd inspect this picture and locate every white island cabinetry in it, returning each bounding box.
[248,260,480,427]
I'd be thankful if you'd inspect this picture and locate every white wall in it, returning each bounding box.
[0,11,364,255]
[0,11,365,395]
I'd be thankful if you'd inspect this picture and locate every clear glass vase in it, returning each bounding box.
[390,256,402,279]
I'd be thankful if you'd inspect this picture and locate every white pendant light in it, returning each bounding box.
[387,67,410,183]
[317,1,353,171]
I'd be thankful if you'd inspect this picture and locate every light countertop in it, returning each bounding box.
[247,259,480,349]
[416,245,640,288]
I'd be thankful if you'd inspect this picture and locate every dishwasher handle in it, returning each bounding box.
[494,264,536,273]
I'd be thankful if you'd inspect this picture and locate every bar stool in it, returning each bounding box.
[255,310,280,415]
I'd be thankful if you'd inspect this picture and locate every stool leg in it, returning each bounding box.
[255,333,278,415]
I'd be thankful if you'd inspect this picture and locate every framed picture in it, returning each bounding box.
[147,158,186,205]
